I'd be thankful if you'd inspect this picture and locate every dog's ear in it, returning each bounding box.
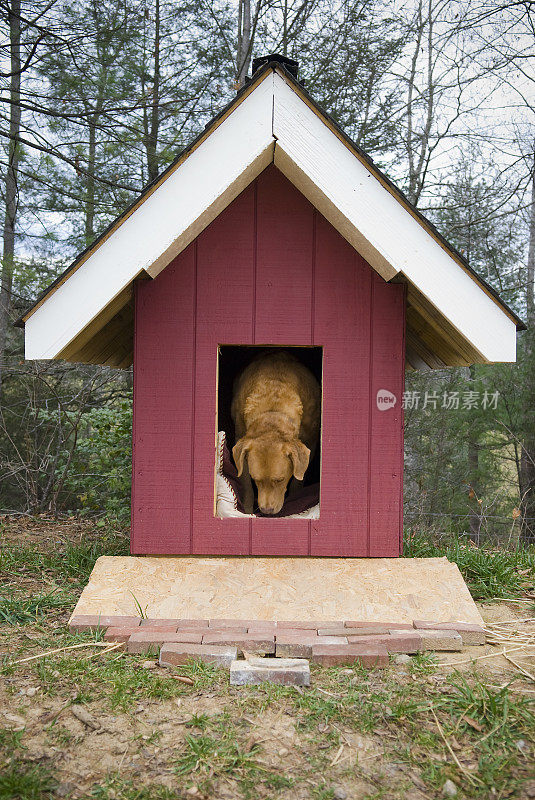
[285,440,311,481]
[232,437,252,477]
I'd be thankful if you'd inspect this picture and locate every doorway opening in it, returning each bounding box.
[215,345,323,518]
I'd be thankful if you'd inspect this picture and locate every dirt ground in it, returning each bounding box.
[0,517,534,800]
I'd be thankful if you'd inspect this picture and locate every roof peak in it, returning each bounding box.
[251,54,299,80]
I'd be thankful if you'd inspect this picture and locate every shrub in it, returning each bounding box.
[62,399,132,522]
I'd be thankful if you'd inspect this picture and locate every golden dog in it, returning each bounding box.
[231,351,320,515]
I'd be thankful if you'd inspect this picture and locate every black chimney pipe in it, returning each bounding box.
[251,53,299,79]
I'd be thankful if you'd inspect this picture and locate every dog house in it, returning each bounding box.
[19,56,522,559]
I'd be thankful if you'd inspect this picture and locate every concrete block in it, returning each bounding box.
[159,643,237,668]
[206,624,248,634]
[173,619,209,627]
[413,621,485,645]
[230,657,310,686]
[386,631,423,652]
[323,626,406,637]
[275,628,318,637]
[245,621,277,632]
[419,629,463,651]
[137,623,180,632]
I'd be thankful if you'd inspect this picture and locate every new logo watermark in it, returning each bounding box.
[376,389,397,410]
[376,390,500,411]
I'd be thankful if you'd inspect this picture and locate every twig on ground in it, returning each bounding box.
[484,599,533,604]
[477,720,507,744]
[86,642,124,660]
[12,641,117,664]
[330,744,344,766]
[436,645,534,668]
[429,706,481,785]
[358,750,385,761]
[502,653,535,681]
[316,687,342,697]
[41,700,72,726]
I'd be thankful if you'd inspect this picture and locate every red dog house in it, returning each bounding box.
[19,57,521,558]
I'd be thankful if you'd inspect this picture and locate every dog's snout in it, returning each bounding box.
[261,505,277,515]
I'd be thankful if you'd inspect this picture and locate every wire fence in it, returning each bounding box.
[404,510,534,548]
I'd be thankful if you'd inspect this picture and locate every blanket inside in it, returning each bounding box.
[221,435,320,517]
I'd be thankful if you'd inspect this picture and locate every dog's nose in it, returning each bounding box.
[261,506,276,515]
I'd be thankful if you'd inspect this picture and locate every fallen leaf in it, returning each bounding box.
[171,676,194,685]
[460,714,483,732]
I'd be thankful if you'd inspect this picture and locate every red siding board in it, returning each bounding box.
[311,218,372,556]
[368,272,405,556]
[131,246,196,554]
[132,165,405,557]
[253,167,314,343]
[192,185,255,554]
[252,167,314,555]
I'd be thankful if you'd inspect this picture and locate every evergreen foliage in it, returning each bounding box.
[0,0,533,543]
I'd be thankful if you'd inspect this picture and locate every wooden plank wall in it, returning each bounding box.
[132,166,405,556]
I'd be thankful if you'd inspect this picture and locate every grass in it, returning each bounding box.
[173,711,293,797]
[89,776,178,799]
[386,669,535,798]
[0,727,24,752]
[0,523,129,626]
[0,762,56,800]
[403,529,535,599]
[439,674,535,741]
[0,526,128,588]
[291,671,380,734]
[0,516,534,799]
[0,588,71,625]
[32,651,225,711]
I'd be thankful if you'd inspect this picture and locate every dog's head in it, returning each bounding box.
[232,436,311,515]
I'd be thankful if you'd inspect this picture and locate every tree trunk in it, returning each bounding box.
[85,114,97,244]
[282,0,288,57]
[405,0,436,206]
[146,0,160,182]
[406,1,424,205]
[520,157,535,544]
[467,364,480,543]
[0,0,21,396]
[236,0,251,88]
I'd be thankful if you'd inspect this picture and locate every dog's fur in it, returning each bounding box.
[231,351,320,515]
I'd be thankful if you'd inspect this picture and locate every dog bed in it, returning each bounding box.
[216,431,320,519]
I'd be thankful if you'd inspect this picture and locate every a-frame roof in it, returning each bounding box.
[19,61,523,370]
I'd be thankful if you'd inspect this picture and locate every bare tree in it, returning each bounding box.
[0,0,21,396]
[519,156,535,542]
[142,0,160,182]
[236,0,251,87]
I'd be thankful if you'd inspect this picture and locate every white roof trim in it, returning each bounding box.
[24,67,517,364]
[270,73,516,362]
[25,73,276,360]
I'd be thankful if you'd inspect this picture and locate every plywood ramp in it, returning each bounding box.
[71,556,483,626]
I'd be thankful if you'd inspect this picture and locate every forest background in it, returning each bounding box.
[0,0,534,546]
